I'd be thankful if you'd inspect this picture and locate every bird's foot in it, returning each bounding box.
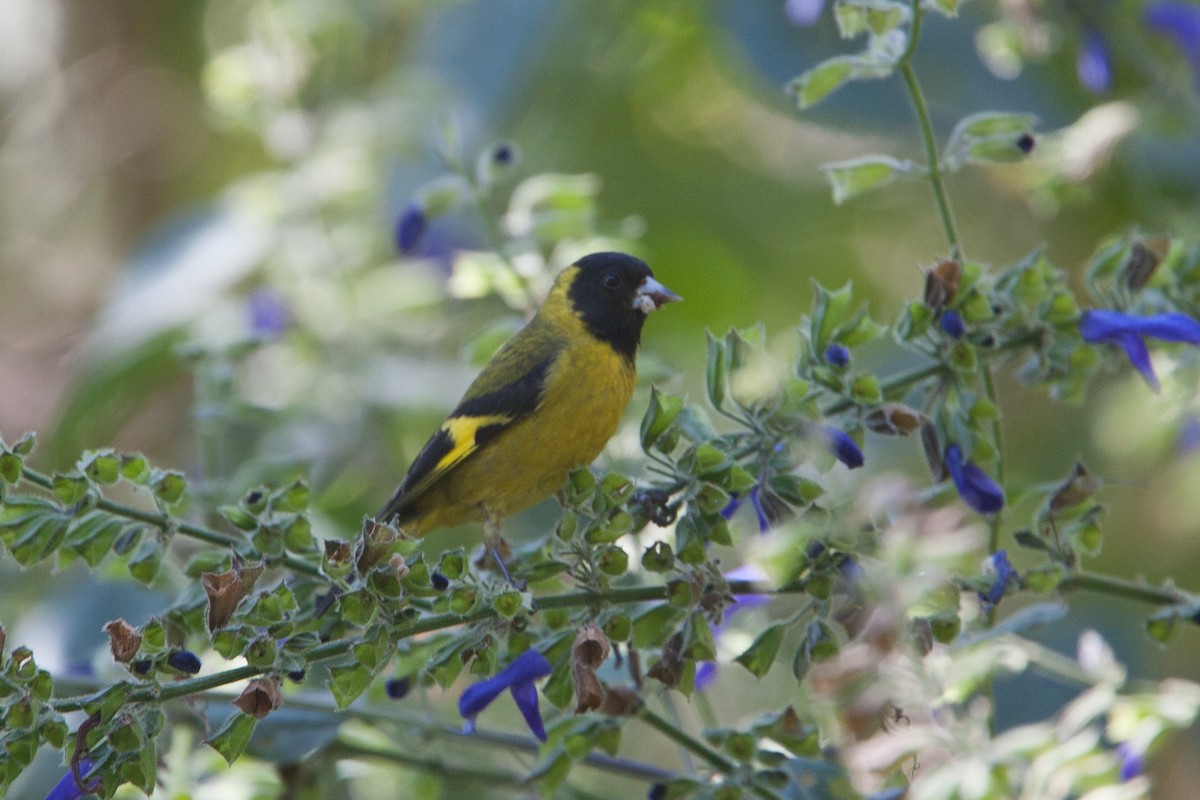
[476,536,525,589]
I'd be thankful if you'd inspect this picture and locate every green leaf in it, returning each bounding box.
[850,373,882,404]
[944,112,1037,167]
[835,0,911,39]
[681,612,716,661]
[811,282,853,350]
[340,590,378,627]
[52,472,89,506]
[12,432,36,457]
[219,504,259,531]
[10,514,69,565]
[119,453,149,482]
[66,514,125,566]
[806,620,840,661]
[329,664,374,708]
[787,32,906,109]
[595,545,629,576]
[526,747,572,798]
[820,155,911,205]
[493,590,524,618]
[705,330,728,410]
[923,0,962,17]
[273,479,310,512]
[632,604,685,649]
[128,538,163,584]
[151,470,187,505]
[640,388,685,451]
[0,453,22,484]
[124,729,159,793]
[206,712,258,764]
[734,623,788,678]
[541,658,574,709]
[787,56,857,109]
[40,715,67,749]
[80,450,120,484]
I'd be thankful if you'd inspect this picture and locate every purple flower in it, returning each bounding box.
[825,427,865,469]
[696,565,771,689]
[1146,2,1200,90]
[785,0,825,27]
[1079,310,1200,392]
[824,342,850,367]
[1179,415,1200,456]
[939,309,965,339]
[1078,31,1113,94]
[694,661,717,688]
[458,649,552,741]
[45,759,97,800]
[944,444,1005,514]
[978,550,1016,611]
[719,486,771,533]
[1117,741,1145,781]
[394,203,427,254]
[246,288,290,339]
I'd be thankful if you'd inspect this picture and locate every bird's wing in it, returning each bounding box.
[376,330,562,522]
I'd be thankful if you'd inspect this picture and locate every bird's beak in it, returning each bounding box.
[633,276,683,314]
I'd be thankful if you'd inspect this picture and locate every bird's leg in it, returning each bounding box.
[482,513,523,588]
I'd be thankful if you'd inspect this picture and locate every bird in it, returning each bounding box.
[374,251,681,576]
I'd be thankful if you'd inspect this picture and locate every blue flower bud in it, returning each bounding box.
[246,288,290,339]
[166,649,202,675]
[978,550,1016,610]
[394,203,427,254]
[1077,31,1112,94]
[824,427,865,469]
[385,676,412,699]
[785,0,825,27]
[492,143,515,165]
[1117,741,1144,781]
[944,444,1005,514]
[939,309,965,338]
[824,342,850,367]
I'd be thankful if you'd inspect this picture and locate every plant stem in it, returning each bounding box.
[50,581,805,714]
[20,466,323,578]
[981,366,1005,558]
[900,0,963,262]
[328,738,525,786]
[1059,570,1185,606]
[637,705,788,800]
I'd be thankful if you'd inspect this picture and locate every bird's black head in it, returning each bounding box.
[566,252,680,360]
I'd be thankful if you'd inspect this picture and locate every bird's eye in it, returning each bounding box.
[603,274,620,289]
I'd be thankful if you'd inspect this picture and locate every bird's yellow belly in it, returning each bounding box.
[414,341,635,530]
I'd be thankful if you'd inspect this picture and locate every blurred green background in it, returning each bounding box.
[4,0,1200,796]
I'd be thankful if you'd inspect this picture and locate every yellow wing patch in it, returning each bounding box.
[438,414,512,472]
[401,413,512,499]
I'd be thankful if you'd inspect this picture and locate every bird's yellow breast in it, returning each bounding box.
[408,331,636,532]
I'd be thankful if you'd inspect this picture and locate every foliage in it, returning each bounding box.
[5,1,1200,799]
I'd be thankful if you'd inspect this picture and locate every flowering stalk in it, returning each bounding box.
[900,0,962,261]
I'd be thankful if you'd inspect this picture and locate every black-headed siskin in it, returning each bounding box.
[375,252,681,559]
